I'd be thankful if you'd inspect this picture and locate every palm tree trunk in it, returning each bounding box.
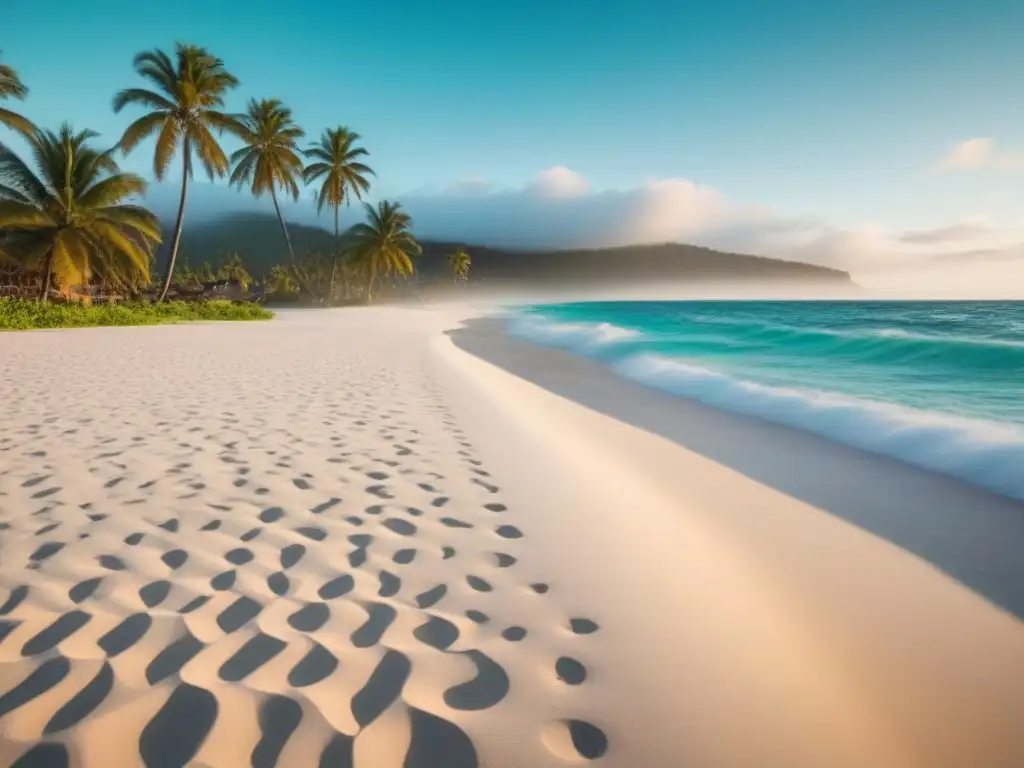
[270,186,297,267]
[38,251,54,302]
[272,187,319,302]
[158,139,191,303]
[328,204,339,302]
[367,261,377,304]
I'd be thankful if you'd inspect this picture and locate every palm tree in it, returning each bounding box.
[0,125,161,300]
[113,44,243,301]
[217,250,252,289]
[348,200,421,301]
[447,247,471,283]
[303,127,373,302]
[0,53,33,136]
[265,263,297,296]
[230,98,304,269]
[197,261,216,283]
[176,260,201,287]
[303,127,373,246]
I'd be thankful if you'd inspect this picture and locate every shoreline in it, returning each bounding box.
[450,315,1024,620]
[438,309,1024,767]
[0,305,1022,767]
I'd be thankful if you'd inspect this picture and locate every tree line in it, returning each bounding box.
[0,45,471,304]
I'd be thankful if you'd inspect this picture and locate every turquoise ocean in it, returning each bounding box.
[509,301,1024,502]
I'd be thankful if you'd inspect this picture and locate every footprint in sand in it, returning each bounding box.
[495,525,523,539]
[556,656,588,685]
[502,626,527,642]
[570,618,600,635]
[542,719,610,761]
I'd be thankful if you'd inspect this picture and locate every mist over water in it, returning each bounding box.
[510,300,1024,501]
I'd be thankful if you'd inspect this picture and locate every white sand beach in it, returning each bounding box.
[1,305,1023,768]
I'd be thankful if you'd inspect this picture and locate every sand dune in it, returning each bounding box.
[0,306,1022,768]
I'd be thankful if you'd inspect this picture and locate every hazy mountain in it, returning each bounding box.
[162,212,854,289]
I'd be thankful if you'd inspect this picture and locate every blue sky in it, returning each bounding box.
[5,0,1024,292]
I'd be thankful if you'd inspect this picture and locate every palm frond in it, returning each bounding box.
[230,98,305,197]
[189,121,231,179]
[203,109,247,138]
[0,199,51,228]
[77,173,148,209]
[0,55,29,100]
[0,107,35,136]
[117,112,167,155]
[50,228,91,288]
[0,141,48,204]
[112,87,176,114]
[0,127,160,292]
[152,118,181,180]
[93,204,163,243]
[130,49,178,97]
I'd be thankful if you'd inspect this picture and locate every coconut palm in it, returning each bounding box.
[175,260,201,287]
[216,250,252,289]
[348,200,421,301]
[303,127,373,302]
[229,98,304,268]
[0,53,33,135]
[265,263,297,296]
[197,261,216,283]
[447,247,471,283]
[303,127,373,246]
[0,125,161,300]
[113,44,243,301]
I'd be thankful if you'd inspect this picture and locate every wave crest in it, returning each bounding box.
[508,311,1024,501]
[507,316,640,351]
[615,353,1024,501]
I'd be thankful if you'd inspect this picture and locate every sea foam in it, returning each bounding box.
[509,313,1024,502]
[507,316,639,351]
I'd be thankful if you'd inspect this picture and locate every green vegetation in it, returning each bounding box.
[216,251,252,290]
[447,247,471,282]
[0,297,273,330]
[0,53,32,135]
[0,44,424,312]
[0,125,161,301]
[349,201,422,300]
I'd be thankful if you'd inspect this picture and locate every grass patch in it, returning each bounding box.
[0,297,275,330]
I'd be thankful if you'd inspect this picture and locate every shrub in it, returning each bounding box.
[0,298,274,330]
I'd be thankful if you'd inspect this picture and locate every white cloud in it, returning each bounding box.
[939,138,994,170]
[395,165,1024,295]
[398,166,771,252]
[938,138,1024,171]
[397,166,886,268]
[898,219,990,244]
[530,165,591,197]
